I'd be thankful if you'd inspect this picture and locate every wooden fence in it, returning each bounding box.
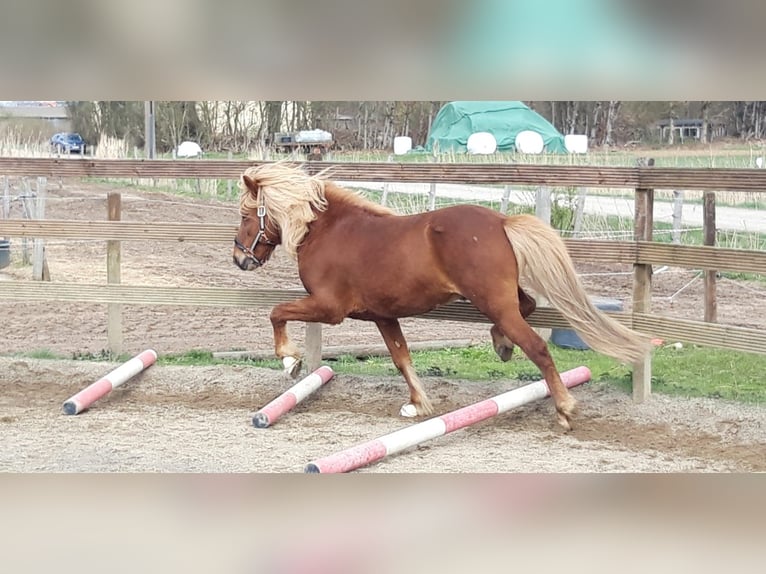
[1,158,765,403]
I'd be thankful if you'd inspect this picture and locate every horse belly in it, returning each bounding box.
[359,282,460,319]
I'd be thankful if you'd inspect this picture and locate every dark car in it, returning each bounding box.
[50,132,86,154]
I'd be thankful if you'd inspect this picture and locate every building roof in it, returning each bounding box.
[0,103,68,119]
[656,118,723,128]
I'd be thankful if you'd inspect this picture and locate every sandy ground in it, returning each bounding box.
[1,357,765,472]
[1,179,765,472]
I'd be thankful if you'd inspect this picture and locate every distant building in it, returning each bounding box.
[656,118,726,142]
[0,102,71,134]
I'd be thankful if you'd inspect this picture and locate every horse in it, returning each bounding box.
[232,163,650,430]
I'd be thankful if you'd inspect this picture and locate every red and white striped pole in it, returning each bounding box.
[305,366,591,473]
[253,365,334,428]
[63,349,157,415]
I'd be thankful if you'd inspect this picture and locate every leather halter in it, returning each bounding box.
[234,199,278,268]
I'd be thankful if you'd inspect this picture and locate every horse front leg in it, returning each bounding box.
[270,297,344,378]
[374,318,434,417]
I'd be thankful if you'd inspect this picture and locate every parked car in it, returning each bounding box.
[50,132,86,154]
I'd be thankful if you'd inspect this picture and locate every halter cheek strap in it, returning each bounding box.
[250,204,269,250]
[234,201,278,267]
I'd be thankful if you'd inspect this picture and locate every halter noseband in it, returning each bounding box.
[234,201,278,268]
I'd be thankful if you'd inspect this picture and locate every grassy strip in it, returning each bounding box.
[288,343,766,404]
[17,342,766,404]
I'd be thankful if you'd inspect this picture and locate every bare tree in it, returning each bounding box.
[667,102,677,144]
[565,101,580,135]
[589,101,603,142]
[156,102,190,152]
[700,101,710,143]
[197,101,221,149]
[603,101,621,147]
[264,101,284,144]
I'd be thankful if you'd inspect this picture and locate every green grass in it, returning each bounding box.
[84,146,766,210]
[14,342,764,404]
[84,176,239,202]
[311,343,766,404]
[96,144,766,173]
[330,147,766,169]
[24,349,59,360]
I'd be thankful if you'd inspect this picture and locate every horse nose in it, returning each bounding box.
[233,253,259,271]
[233,253,248,270]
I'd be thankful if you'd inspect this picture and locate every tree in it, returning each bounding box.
[66,101,143,149]
[603,101,621,147]
[264,101,283,143]
[700,101,710,143]
[156,102,202,152]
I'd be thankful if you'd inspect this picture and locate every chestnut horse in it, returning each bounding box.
[232,163,649,430]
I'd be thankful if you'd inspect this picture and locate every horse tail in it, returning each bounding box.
[503,214,651,364]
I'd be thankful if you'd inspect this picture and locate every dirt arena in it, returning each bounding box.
[1,180,765,472]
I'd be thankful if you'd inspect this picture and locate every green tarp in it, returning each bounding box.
[425,101,566,154]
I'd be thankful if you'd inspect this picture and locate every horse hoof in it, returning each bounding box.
[494,343,514,362]
[282,356,302,378]
[556,396,577,431]
[400,404,418,418]
[400,399,434,418]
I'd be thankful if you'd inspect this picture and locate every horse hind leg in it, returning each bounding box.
[490,324,515,362]
[481,297,576,430]
[503,313,576,430]
[375,318,434,417]
[490,287,537,363]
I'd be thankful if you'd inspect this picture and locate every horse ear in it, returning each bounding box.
[242,174,259,196]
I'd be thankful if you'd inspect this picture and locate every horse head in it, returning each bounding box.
[232,163,329,270]
[232,174,280,271]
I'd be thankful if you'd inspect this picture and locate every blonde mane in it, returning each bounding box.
[239,163,393,260]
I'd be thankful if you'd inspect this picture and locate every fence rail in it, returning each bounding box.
[3,219,765,274]
[1,281,763,356]
[2,158,766,402]
[2,158,766,191]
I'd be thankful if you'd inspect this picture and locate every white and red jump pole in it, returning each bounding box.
[253,365,334,428]
[305,366,591,473]
[62,349,158,415]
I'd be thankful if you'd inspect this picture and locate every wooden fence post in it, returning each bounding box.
[535,186,552,224]
[2,176,9,220]
[227,151,233,198]
[107,192,123,355]
[671,190,684,244]
[572,187,588,237]
[381,154,393,207]
[703,191,717,322]
[305,322,323,372]
[32,177,50,281]
[428,183,437,211]
[500,184,512,213]
[20,178,32,264]
[381,183,390,207]
[632,159,654,403]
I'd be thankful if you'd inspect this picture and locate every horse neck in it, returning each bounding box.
[322,184,393,220]
[302,187,388,240]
